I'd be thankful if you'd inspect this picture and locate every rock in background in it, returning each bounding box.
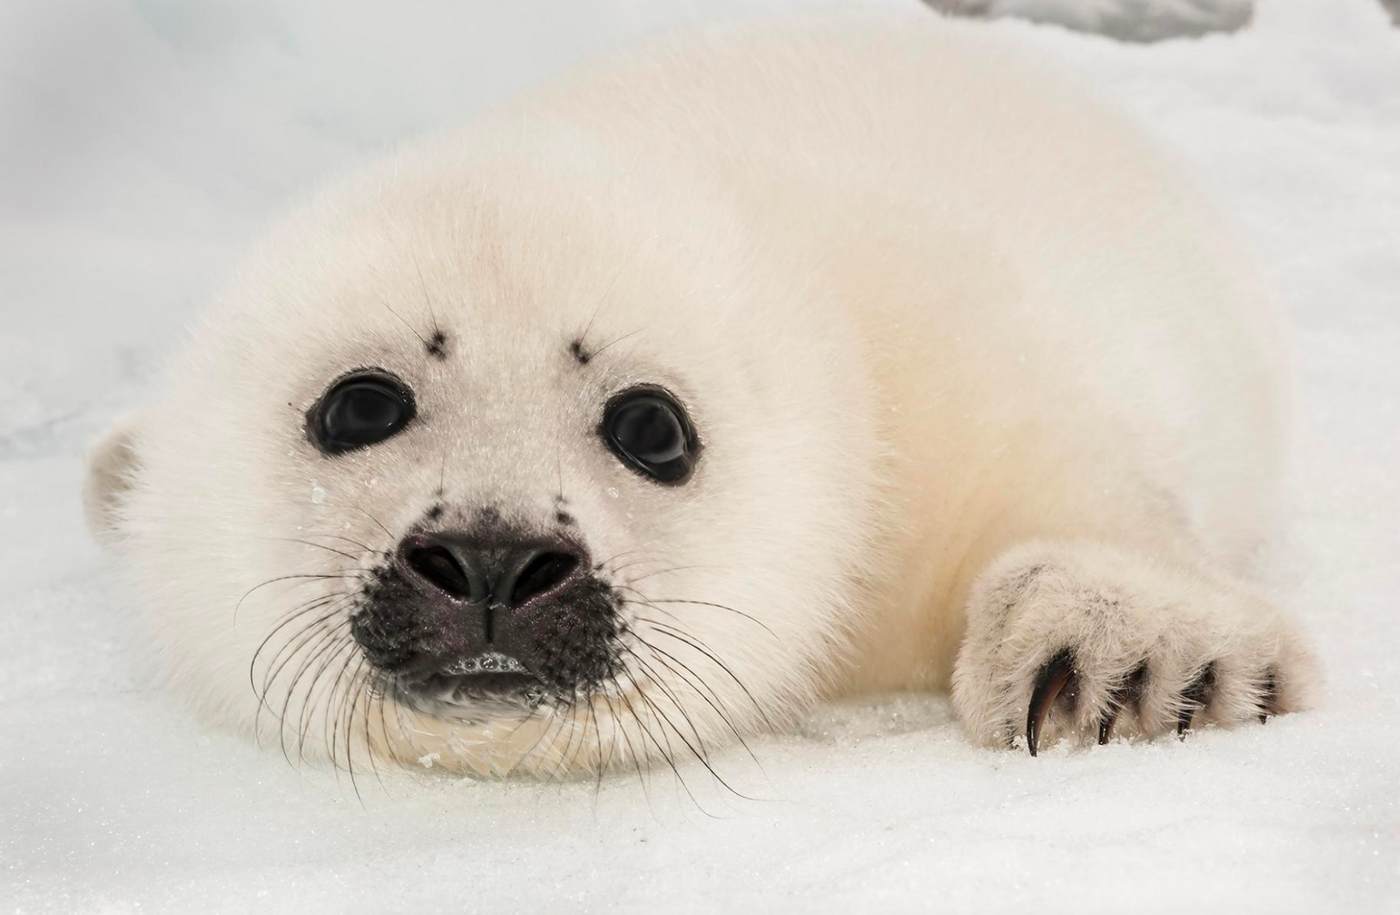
[925,0,1254,41]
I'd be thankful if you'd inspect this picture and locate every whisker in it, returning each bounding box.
[375,670,396,774]
[629,667,755,803]
[508,700,571,778]
[350,504,396,541]
[251,596,350,740]
[601,682,651,806]
[376,292,431,350]
[341,654,371,806]
[631,616,778,733]
[635,635,765,773]
[545,691,584,781]
[277,623,352,768]
[358,666,389,794]
[621,590,779,640]
[311,532,391,557]
[586,328,642,362]
[615,674,720,817]
[621,646,712,765]
[253,594,356,714]
[586,692,608,803]
[304,632,357,766]
[411,257,441,339]
[236,574,363,624]
[625,564,710,585]
[263,537,368,563]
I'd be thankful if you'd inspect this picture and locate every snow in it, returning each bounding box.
[2,0,1398,911]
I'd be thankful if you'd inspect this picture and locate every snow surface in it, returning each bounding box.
[2,0,1398,911]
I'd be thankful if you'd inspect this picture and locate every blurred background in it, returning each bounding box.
[2,1,1397,912]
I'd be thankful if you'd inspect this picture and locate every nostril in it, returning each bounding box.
[405,545,475,600]
[510,551,580,607]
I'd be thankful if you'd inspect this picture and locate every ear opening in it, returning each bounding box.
[83,414,143,546]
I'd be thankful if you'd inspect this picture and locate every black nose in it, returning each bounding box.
[359,527,616,691]
[398,532,585,613]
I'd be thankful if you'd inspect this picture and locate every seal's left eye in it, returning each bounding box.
[308,370,416,455]
[601,385,700,485]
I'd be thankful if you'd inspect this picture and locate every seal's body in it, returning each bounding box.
[86,15,1316,775]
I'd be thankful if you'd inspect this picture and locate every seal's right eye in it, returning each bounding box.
[600,385,700,485]
[307,370,416,456]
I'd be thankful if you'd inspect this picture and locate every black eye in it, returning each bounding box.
[307,370,416,456]
[601,386,700,485]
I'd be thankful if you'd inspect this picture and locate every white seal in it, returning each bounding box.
[84,13,1318,776]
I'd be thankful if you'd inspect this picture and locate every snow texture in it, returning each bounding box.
[2,0,1398,911]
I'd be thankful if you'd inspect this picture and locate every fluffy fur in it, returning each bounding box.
[85,13,1318,778]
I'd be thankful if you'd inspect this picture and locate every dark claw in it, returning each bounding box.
[1096,707,1118,746]
[1097,662,1148,745]
[1177,661,1217,737]
[1027,649,1076,757]
[1258,666,1280,724]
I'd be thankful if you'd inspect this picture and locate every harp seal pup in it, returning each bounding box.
[84,13,1318,776]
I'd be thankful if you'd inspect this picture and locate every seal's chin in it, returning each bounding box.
[391,651,548,716]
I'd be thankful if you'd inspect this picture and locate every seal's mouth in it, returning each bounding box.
[394,651,546,711]
[440,650,529,676]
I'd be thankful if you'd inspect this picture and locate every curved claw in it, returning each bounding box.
[1258,666,1280,724]
[1096,711,1116,746]
[1027,649,1076,757]
[1097,662,1148,745]
[1177,661,1217,737]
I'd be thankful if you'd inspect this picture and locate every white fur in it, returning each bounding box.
[85,13,1317,776]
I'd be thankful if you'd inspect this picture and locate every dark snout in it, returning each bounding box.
[351,522,619,700]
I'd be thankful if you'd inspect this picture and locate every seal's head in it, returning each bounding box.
[84,126,880,776]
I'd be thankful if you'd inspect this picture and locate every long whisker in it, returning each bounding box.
[349,504,396,541]
[305,632,357,766]
[586,328,642,362]
[625,564,710,585]
[263,537,368,563]
[251,595,353,744]
[619,588,779,640]
[614,678,688,802]
[278,623,352,767]
[341,654,371,806]
[311,532,391,557]
[621,646,712,765]
[254,594,357,714]
[376,292,431,350]
[635,635,765,773]
[601,680,651,806]
[358,666,390,794]
[615,673,720,817]
[630,666,756,803]
[249,592,349,696]
[236,573,363,623]
[631,615,778,733]
[545,691,584,781]
[586,692,608,803]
